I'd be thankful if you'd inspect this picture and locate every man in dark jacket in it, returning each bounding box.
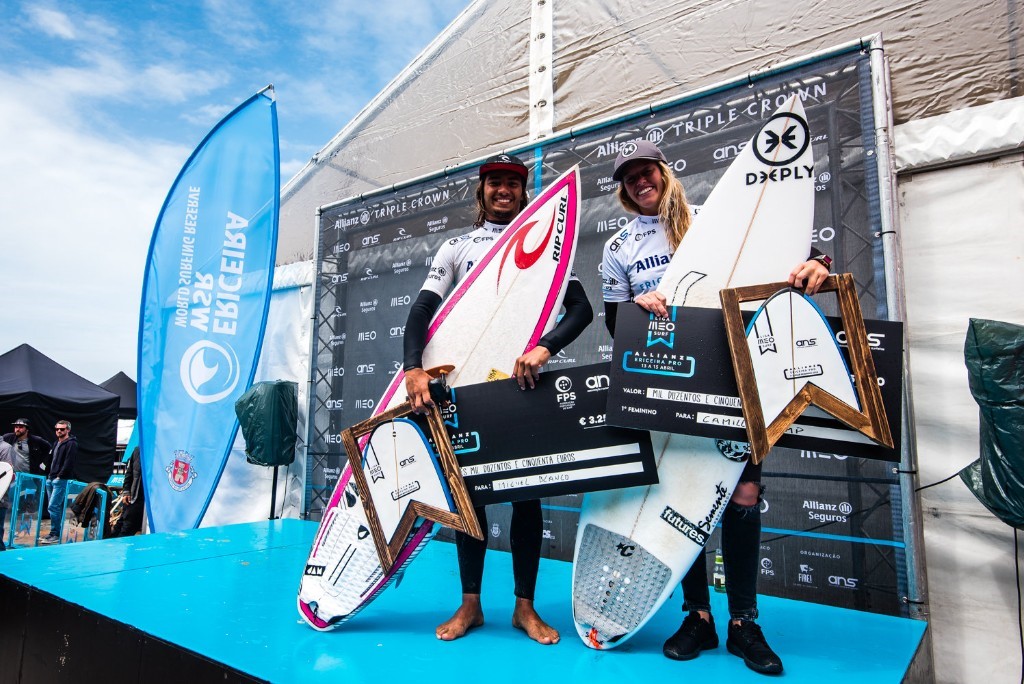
[3,418,52,478]
[40,420,77,544]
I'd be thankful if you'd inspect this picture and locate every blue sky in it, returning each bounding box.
[0,0,469,384]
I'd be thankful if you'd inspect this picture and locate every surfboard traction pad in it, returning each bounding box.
[301,483,434,628]
[572,523,673,645]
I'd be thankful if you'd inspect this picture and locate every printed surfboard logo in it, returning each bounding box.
[697,481,730,532]
[659,505,710,547]
[390,480,421,501]
[166,450,198,491]
[496,188,568,287]
[783,364,825,380]
[752,110,810,167]
[716,440,751,462]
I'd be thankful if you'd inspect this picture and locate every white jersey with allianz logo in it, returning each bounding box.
[420,221,506,296]
[601,214,672,302]
[423,220,579,298]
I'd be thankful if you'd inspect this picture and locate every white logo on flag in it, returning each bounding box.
[180,340,240,404]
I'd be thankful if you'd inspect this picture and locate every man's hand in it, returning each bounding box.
[404,368,434,414]
[513,346,552,390]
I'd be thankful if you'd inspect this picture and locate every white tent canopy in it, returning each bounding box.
[221,2,1023,681]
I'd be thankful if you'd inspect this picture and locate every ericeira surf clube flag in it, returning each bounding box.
[297,167,580,630]
[138,87,280,532]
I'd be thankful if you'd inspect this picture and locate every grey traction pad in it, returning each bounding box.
[572,524,672,643]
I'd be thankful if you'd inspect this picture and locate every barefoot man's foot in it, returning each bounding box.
[436,595,484,641]
[512,598,560,645]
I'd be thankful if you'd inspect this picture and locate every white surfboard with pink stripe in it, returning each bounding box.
[298,166,581,630]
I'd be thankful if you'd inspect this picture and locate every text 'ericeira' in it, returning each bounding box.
[174,205,249,335]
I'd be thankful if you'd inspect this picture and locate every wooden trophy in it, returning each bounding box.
[720,274,893,464]
[340,365,482,573]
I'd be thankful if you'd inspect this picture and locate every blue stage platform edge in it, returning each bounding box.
[0,519,927,683]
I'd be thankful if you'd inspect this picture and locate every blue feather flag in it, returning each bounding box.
[138,87,280,532]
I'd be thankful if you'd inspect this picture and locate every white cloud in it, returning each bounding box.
[24,6,77,40]
[0,68,188,382]
[0,0,471,382]
[140,64,228,105]
[181,102,235,128]
[200,0,267,52]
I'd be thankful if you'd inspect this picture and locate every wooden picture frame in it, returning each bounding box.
[720,273,894,464]
[341,396,482,574]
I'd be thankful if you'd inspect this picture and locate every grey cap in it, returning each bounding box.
[13,418,29,427]
[612,140,667,181]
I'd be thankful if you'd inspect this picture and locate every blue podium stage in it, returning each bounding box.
[0,520,927,683]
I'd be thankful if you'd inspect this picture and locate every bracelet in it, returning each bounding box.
[811,254,833,271]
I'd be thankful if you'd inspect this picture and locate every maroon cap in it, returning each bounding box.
[479,153,529,182]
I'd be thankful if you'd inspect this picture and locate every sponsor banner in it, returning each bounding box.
[760,536,900,615]
[693,525,900,615]
[138,89,279,532]
[760,474,895,541]
[440,363,657,505]
[765,444,896,479]
[607,304,903,461]
[309,50,913,614]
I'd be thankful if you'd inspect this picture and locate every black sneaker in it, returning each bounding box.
[726,620,783,675]
[662,611,718,660]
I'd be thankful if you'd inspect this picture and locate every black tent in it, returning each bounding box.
[100,371,137,419]
[0,344,119,483]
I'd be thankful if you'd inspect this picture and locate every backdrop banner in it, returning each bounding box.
[310,49,907,615]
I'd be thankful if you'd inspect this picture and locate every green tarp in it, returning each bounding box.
[234,381,298,467]
[961,318,1024,529]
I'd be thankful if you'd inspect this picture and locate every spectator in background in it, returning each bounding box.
[40,420,77,545]
[0,438,29,551]
[3,418,52,478]
[111,446,145,537]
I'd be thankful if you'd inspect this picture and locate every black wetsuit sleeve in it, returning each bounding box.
[403,290,443,371]
[536,280,594,356]
[604,300,619,338]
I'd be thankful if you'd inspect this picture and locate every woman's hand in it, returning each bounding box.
[634,290,670,318]
[788,259,830,295]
